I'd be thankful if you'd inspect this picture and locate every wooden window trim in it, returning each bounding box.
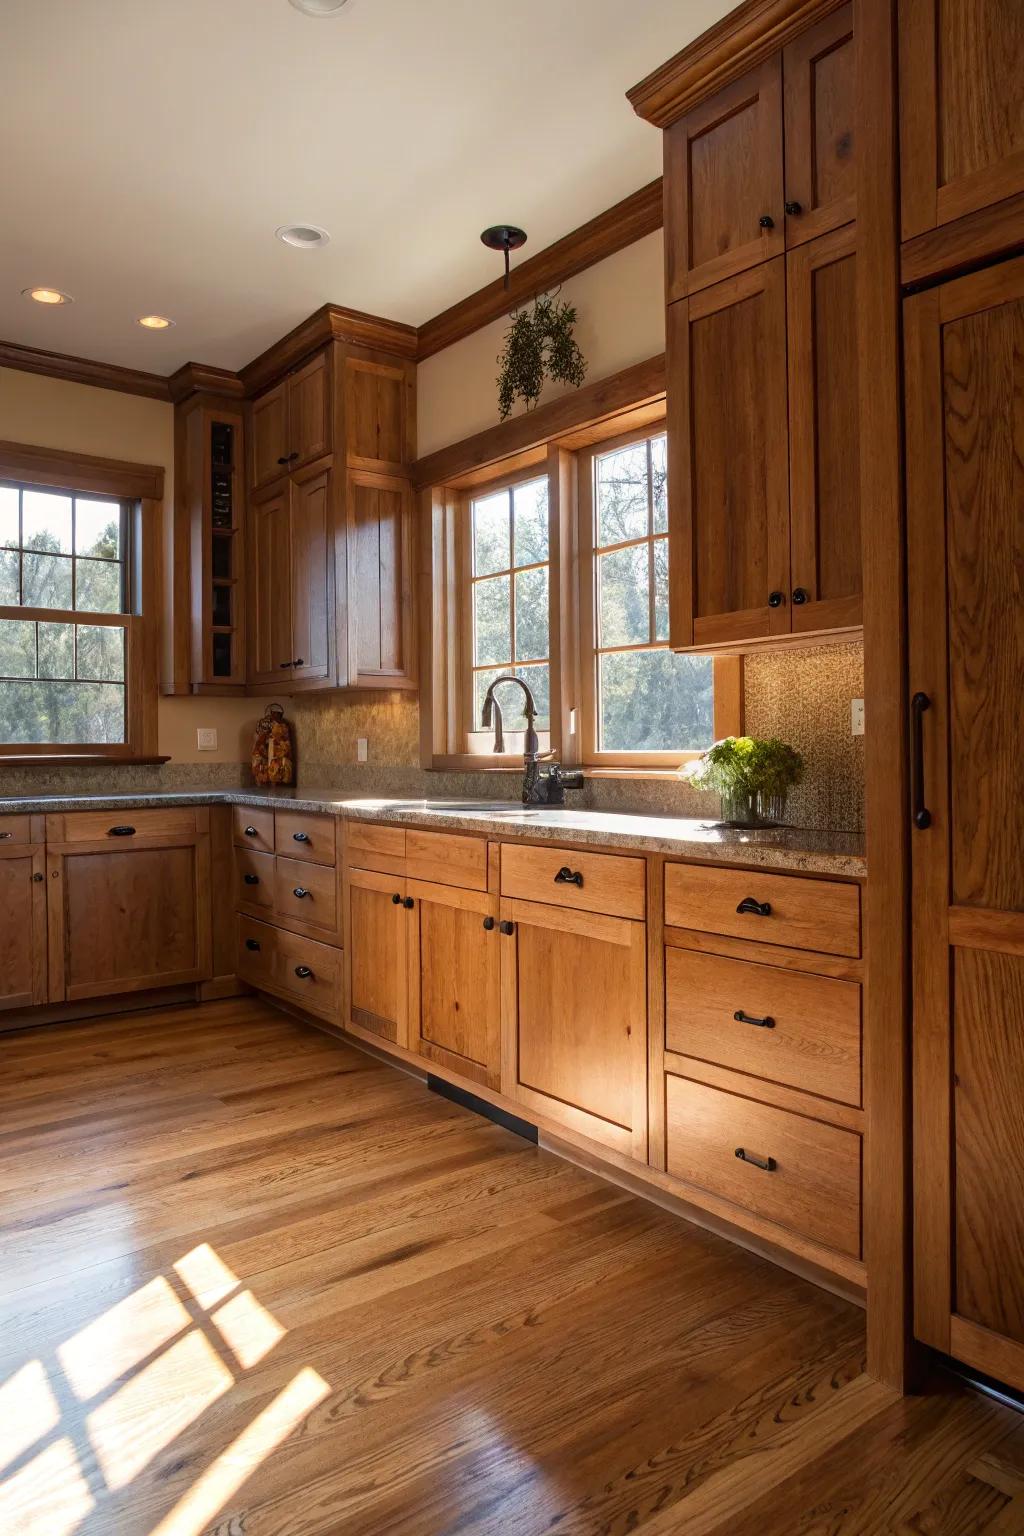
[0,443,164,763]
[578,421,741,768]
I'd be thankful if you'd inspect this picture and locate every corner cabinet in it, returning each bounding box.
[0,816,47,1012]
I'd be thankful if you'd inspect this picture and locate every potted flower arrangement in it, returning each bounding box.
[683,736,804,827]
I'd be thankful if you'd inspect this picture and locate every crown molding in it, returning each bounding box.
[0,338,172,402]
[627,0,845,128]
[167,361,245,404]
[416,180,664,362]
[241,302,418,395]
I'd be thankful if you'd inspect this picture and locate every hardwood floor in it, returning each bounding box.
[0,998,1020,1536]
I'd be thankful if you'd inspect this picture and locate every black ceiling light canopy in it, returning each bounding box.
[481,225,527,290]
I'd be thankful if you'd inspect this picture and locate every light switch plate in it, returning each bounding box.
[356,737,368,763]
[851,699,865,737]
[197,727,218,751]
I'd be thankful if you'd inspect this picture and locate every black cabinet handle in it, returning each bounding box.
[403,896,415,909]
[108,825,136,837]
[767,590,785,608]
[734,1009,775,1029]
[499,920,515,936]
[276,455,288,466]
[911,691,932,830]
[279,660,294,669]
[759,214,775,229]
[784,200,803,216]
[554,866,583,888]
[294,965,313,979]
[392,892,402,904]
[292,831,310,843]
[792,587,809,605]
[293,658,304,667]
[243,873,260,886]
[0,832,12,840]
[735,1147,776,1172]
[293,886,310,899]
[32,871,44,882]
[482,915,495,931]
[245,938,261,951]
[736,896,772,917]
[244,825,258,837]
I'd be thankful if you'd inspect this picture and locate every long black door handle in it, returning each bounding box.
[734,1009,775,1029]
[911,691,932,830]
[735,1147,776,1172]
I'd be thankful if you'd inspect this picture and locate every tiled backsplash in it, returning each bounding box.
[1,643,864,833]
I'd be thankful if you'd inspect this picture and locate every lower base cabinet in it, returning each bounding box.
[346,867,409,1044]
[0,818,46,1011]
[408,879,500,1089]
[237,914,342,1024]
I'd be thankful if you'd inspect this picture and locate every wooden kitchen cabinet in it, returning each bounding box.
[407,879,501,1088]
[250,380,289,491]
[899,0,1024,241]
[248,483,292,684]
[344,471,417,690]
[345,865,409,1046]
[499,897,648,1159]
[44,809,211,1003]
[0,816,47,1012]
[248,462,332,687]
[907,253,1024,1391]
[782,4,856,247]
[250,349,330,491]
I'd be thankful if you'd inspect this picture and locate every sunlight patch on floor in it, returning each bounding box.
[0,1436,94,1536]
[174,1244,241,1308]
[58,1276,192,1400]
[211,1290,287,1370]
[0,1360,61,1474]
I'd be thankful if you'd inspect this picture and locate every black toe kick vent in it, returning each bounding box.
[427,1075,538,1143]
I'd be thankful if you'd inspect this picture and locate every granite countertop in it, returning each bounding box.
[0,785,866,876]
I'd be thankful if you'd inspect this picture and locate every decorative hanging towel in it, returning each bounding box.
[251,703,295,786]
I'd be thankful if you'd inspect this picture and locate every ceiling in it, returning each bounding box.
[0,0,729,376]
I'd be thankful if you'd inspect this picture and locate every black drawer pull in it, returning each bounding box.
[293,886,310,899]
[784,200,803,216]
[294,965,313,980]
[767,590,785,608]
[792,586,809,605]
[245,938,261,952]
[109,825,136,837]
[403,896,415,909]
[243,873,260,886]
[293,658,304,668]
[759,213,775,230]
[734,1009,775,1029]
[244,825,258,837]
[499,920,515,936]
[292,831,310,843]
[0,831,12,840]
[392,892,402,904]
[482,915,495,931]
[287,451,299,461]
[554,866,583,887]
[276,455,288,466]
[735,1147,776,1172]
[736,896,771,917]
[279,660,294,669]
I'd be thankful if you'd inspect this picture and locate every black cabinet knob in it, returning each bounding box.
[767,591,785,608]
[276,456,288,466]
[293,658,304,667]
[292,832,310,843]
[792,587,809,605]
[403,896,415,909]
[392,892,402,904]
[243,873,260,885]
[293,886,310,899]
[784,200,803,216]
[287,451,299,461]
[245,938,261,951]
[244,825,258,837]
[736,896,772,917]
[279,660,294,669]
[499,920,515,936]
[32,871,44,883]
[294,965,313,979]
[482,915,496,931]
[759,214,775,230]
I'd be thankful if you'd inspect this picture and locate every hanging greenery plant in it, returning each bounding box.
[496,293,587,420]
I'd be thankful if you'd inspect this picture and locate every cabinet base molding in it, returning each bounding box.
[0,983,200,1034]
[948,1318,1024,1399]
[198,975,246,1002]
[427,1074,538,1143]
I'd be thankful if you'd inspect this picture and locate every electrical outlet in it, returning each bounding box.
[197,727,218,751]
[851,699,865,737]
[356,737,368,763]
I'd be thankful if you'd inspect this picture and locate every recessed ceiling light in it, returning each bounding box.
[137,314,175,330]
[276,224,331,249]
[288,0,351,14]
[23,287,73,305]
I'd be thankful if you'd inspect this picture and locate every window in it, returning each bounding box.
[579,428,721,766]
[463,474,551,748]
[0,444,163,760]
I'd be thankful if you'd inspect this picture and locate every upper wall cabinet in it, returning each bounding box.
[251,351,330,491]
[664,3,855,300]
[899,0,1024,241]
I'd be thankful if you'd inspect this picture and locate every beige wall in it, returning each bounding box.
[0,365,272,763]
[417,230,666,457]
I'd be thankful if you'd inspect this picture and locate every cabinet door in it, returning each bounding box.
[288,350,331,470]
[250,381,289,490]
[289,462,332,684]
[345,471,416,689]
[666,259,790,649]
[900,0,1024,240]
[783,2,856,246]
[408,880,500,1089]
[346,357,410,473]
[248,485,293,684]
[907,255,1024,1390]
[786,223,862,634]
[499,899,647,1159]
[664,56,784,301]
[346,866,409,1046]
[0,844,46,1011]
[48,839,211,1002]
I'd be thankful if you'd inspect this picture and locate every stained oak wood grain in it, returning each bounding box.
[664,862,861,957]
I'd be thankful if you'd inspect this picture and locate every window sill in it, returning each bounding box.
[0,754,171,767]
[582,767,691,781]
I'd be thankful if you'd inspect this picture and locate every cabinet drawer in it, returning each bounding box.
[0,815,33,846]
[664,863,860,957]
[345,819,406,874]
[236,916,342,1023]
[665,1074,861,1257]
[405,829,487,890]
[273,855,339,936]
[501,843,645,919]
[237,914,274,985]
[275,811,336,867]
[235,848,274,911]
[665,948,862,1106]
[51,808,202,845]
[232,807,274,855]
